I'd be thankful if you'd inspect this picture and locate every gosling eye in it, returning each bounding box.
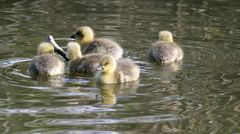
[76,31,80,35]
[103,62,108,66]
[76,32,84,38]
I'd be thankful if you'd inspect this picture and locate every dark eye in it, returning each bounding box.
[76,32,84,38]
[76,31,80,35]
[104,62,108,66]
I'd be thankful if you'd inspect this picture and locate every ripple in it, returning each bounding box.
[183,42,226,69]
[44,105,116,115]
[0,105,115,116]
[0,0,240,133]
[0,58,33,87]
[0,58,31,68]
[0,57,95,91]
[26,114,179,127]
[63,77,91,85]
[0,108,39,115]
[17,130,120,134]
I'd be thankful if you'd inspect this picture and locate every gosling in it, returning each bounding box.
[95,55,140,84]
[29,42,65,76]
[67,42,103,74]
[148,31,183,64]
[70,26,123,59]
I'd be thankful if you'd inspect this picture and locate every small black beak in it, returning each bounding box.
[70,34,76,39]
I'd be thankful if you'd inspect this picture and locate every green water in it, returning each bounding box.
[0,0,240,133]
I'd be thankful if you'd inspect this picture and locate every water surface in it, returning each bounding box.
[0,0,240,133]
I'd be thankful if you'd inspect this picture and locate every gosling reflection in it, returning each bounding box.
[31,75,64,87]
[97,80,139,105]
[101,87,116,105]
[156,62,182,82]
[158,61,182,72]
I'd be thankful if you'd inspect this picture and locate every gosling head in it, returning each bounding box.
[159,31,173,43]
[67,42,82,61]
[70,26,95,45]
[97,55,117,73]
[37,42,54,55]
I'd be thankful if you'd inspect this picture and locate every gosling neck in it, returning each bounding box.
[160,37,173,43]
[80,35,94,46]
[68,50,83,61]
[37,51,53,56]
[105,64,117,74]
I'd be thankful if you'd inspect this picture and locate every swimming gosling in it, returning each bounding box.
[95,55,140,84]
[67,42,104,74]
[70,26,123,59]
[148,31,183,64]
[29,42,65,76]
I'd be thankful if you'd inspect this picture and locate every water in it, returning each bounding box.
[0,0,240,133]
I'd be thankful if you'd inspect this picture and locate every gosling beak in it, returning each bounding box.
[97,65,103,71]
[70,34,76,39]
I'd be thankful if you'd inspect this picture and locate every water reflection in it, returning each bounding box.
[151,62,182,73]
[30,75,65,88]
[97,80,139,105]
[0,0,240,133]
[25,114,179,126]
[17,130,120,134]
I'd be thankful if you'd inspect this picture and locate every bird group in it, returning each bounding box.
[29,26,183,84]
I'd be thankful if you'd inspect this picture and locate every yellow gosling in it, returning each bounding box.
[95,55,140,84]
[29,42,65,76]
[70,26,123,59]
[148,31,184,64]
[67,42,103,74]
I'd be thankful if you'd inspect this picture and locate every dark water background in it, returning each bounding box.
[0,0,240,133]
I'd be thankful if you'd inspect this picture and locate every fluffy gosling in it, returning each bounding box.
[70,26,123,59]
[67,42,104,74]
[148,31,183,64]
[29,42,65,76]
[95,55,140,84]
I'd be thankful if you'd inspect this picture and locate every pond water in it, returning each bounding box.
[0,0,240,133]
